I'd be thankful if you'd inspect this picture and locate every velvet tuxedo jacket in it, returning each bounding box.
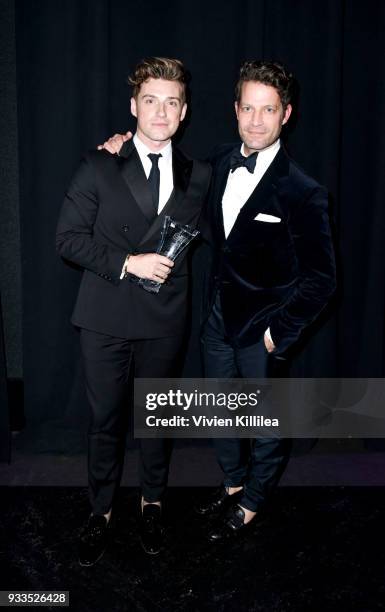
[202,143,336,354]
[56,140,211,340]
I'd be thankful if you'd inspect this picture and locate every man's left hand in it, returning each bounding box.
[97,131,132,154]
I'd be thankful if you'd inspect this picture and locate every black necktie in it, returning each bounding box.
[147,153,162,214]
[229,149,258,174]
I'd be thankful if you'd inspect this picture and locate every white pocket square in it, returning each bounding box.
[254,213,281,223]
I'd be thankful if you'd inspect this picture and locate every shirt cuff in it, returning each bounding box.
[119,254,131,280]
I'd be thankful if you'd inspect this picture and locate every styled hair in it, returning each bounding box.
[235,61,295,109]
[128,57,188,102]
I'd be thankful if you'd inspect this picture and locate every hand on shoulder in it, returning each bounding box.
[97,131,133,155]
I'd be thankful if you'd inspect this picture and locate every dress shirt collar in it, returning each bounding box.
[240,138,280,166]
[133,133,172,165]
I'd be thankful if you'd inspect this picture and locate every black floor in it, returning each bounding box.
[2,486,385,611]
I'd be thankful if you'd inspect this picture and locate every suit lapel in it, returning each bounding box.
[161,146,193,217]
[211,147,234,243]
[119,140,155,224]
[227,146,290,242]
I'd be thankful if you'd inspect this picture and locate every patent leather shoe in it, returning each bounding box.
[78,514,109,566]
[208,503,265,542]
[139,504,163,555]
[195,485,243,516]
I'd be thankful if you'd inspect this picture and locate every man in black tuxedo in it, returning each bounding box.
[56,57,211,563]
[197,61,336,539]
[101,60,336,541]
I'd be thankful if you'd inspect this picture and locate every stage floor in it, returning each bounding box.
[2,485,385,611]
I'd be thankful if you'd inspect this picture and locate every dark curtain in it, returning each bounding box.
[13,0,385,429]
[0,294,11,461]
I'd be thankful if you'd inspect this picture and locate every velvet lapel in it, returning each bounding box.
[119,139,155,224]
[211,147,234,243]
[227,146,290,243]
[138,146,193,247]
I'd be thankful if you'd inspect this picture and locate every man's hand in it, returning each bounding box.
[97,131,132,154]
[264,330,276,353]
[126,253,174,283]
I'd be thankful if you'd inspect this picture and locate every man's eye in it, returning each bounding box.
[168,100,177,107]
[242,106,251,112]
[265,107,275,113]
[145,99,154,104]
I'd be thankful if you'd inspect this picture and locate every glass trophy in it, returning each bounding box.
[133,216,200,293]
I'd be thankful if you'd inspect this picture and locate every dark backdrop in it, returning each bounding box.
[4,0,385,433]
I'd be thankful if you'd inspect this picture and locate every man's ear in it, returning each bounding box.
[130,97,137,118]
[282,103,292,125]
[234,101,239,120]
[180,103,187,122]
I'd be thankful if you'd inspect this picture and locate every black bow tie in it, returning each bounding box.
[230,149,258,174]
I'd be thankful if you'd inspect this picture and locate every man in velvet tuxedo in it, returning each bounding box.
[56,57,211,564]
[197,61,336,540]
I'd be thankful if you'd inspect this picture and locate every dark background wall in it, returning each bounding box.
[1,0,384,435]
[0,0,22,381]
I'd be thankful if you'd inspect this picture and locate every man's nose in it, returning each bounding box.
[156,102,166,117]
[250,109,263,125]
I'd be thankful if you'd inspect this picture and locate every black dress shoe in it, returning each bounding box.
[208,504,265,542]
[139,504,163,555]
[78,514,109,566]
[195,485,243,516]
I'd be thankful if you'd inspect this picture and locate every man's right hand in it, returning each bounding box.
[97,131,132,154]
[126,253,174,283]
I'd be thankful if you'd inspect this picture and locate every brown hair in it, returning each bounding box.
[128,57,188,102]
[235,61,295,109]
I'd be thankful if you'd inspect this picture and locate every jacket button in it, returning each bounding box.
[222,245,230,253]
[122,224,129,232]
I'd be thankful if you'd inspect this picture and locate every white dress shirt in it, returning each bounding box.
[221,138,281,347]
[222,138,281,238]
[133,133,174,213]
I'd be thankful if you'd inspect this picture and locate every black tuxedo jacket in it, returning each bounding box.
[56,140,211,339]
[201,143,336,354]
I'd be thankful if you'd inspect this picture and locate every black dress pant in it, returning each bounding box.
[202,293,291,512]
[80,328,182,515]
